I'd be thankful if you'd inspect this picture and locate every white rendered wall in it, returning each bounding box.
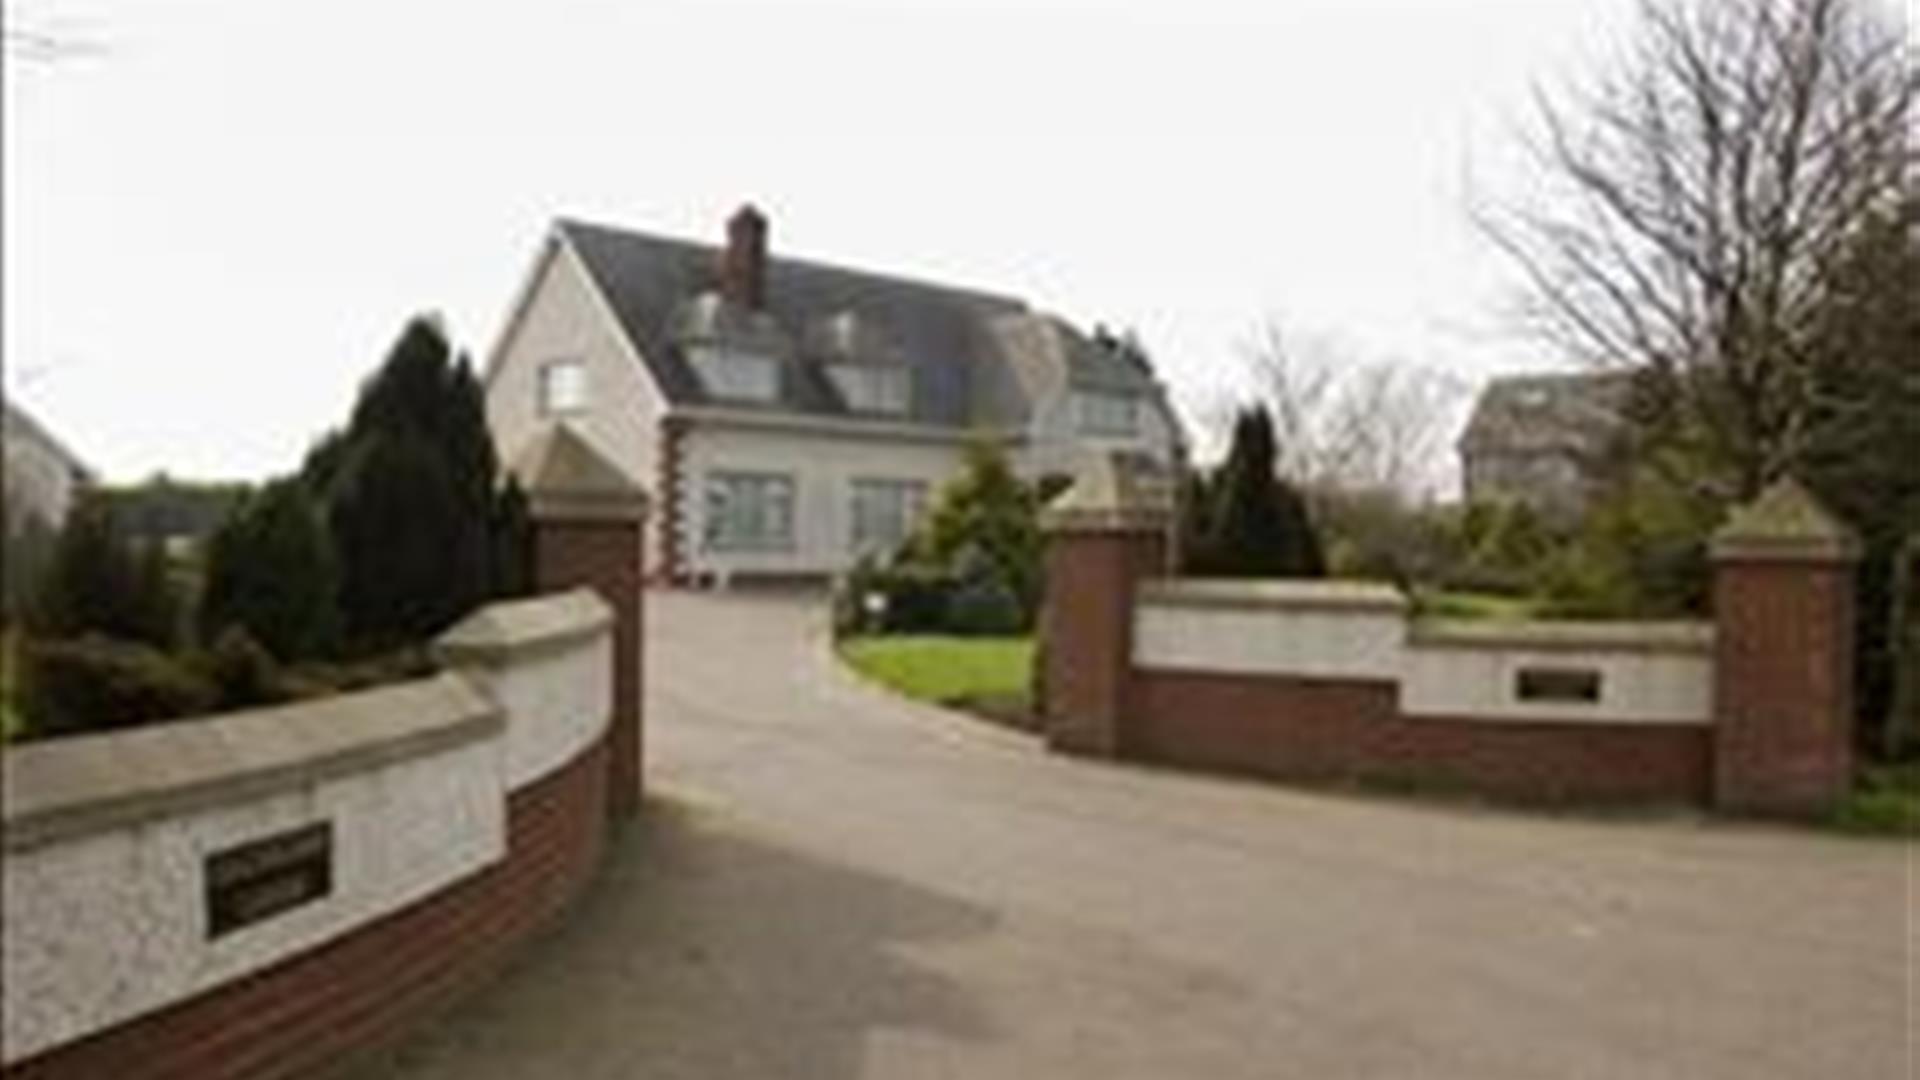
[1,593,614,1065]
[461,631,612,789]
[1130,579,1714,726]
[679,421,964,578]
[1133,592,1406,682]
[2,730,504,1063]
[486,239,667,564]
[1400,637,1712,725]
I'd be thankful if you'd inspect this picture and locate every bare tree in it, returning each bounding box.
[1480,0,1915,502]
[1239,319,1468,502]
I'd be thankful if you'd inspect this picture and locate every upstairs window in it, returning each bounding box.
[829,364,910,416]
[1075,390,1140,436]
[703,471,795,552]
[849,478,927,556]
[689,346,779,403]
[539,359,587,415]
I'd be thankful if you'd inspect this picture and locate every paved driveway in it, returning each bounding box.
[354,590,1912,1080]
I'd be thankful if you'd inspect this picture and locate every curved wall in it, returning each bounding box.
[2,590,617,1079]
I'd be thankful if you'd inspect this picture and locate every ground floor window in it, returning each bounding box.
[703,471,796,552]
[849,478,927,557]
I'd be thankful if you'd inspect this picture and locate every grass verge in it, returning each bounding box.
[1830,763,1919,836]
[838,635,1035,728]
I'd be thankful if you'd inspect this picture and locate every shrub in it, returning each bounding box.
[200,478,343,660]
[31,494,178,648]
[946,575,1024,636]
[17,634,217,739]
[1193,407,1325,578]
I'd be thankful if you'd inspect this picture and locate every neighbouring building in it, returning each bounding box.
[2,398,91,536]
[1457,371,1630,522]
[485,206,1185,583]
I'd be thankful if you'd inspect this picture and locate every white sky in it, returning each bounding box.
[5,0,1646,483]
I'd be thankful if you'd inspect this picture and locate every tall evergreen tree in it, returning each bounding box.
[31,492,176,647]
[200,478,342,660]
[310,316,506,648]
[1203,407,1326,578]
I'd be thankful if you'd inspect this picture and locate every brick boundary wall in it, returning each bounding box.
[1128,672,1712,805]
[2,739,609,1080]
[1039,462,1853,818]
[533,520,645,814]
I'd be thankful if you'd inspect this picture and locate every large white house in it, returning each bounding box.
[485,206,1184,583]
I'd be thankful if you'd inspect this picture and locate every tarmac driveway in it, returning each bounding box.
[353,590,1913,1080]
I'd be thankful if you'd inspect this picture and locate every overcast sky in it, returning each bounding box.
[6,0,1647,483]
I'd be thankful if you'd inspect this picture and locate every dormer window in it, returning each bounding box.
[1075,390,1140,436]
[829,364,910,416]
[689,345,779,403]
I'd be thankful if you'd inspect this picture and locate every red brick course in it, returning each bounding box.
[1039,530,1165,756]
[533,520,645,815]
[1711,559,1856,816]
[3,739,609,1080]
[1130,670,1712,805]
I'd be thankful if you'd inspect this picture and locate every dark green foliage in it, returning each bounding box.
[1439,500,1560,596]
[96,476,246,549]
[1315,488,1458,588]
[899,439,1045,624]
[945,575,1024,636]
[1191,407,1326,578]
[31,494,177,648]
[305,317,519,649]
[2,511,57,628]
[17,634,217,738]
[200,478,342,660]
[489,477,535,600]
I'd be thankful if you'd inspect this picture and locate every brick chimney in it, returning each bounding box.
[719,204,768,309]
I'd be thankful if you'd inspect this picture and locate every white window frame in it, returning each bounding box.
[689,345,780,403]
[849,478,928,556]
[829,364,911,416]
[703,471,796,552]
[1075,390,1140,436]
[538,358,588,415]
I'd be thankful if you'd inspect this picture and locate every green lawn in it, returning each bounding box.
[838,635,1034,717]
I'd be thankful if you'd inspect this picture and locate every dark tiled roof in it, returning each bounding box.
[555,218,1152,428]
[1458,371,1630,456]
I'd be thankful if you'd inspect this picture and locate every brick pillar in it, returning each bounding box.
[1710,478,1861,818]
[511,424,651,820]
[1038,452,1174,758]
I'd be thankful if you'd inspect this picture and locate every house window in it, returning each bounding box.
[1075,390,1140,436]
[689,346,779,403]
[539,360,587,415]
[829,364,910,415]
[849,479,927,556]
[703,471,795,552]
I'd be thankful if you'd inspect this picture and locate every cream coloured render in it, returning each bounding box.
[678,419,967,580]
[484,236,668,564]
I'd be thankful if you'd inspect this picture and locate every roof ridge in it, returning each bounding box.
[555,216,1029,310]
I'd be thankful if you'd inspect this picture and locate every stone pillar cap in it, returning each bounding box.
[509,422,650,523]
[1711,476,1860,563]
[1040,449,1175,534]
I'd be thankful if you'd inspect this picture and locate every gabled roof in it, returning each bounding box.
[552,217,1157,429]
[2,398,92,480]
[1458,371,1630,456]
